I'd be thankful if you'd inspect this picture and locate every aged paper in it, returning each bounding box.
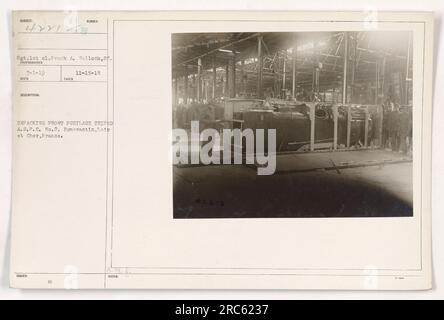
[10,11,433,289]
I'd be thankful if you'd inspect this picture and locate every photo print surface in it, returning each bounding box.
[172,31,414,218]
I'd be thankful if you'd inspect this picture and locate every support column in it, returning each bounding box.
[292,37,297,99]
[309,103,315,151]
[333,105,338,150]
[364,106,369,148]
[183,67,188,104]
[314,42,321,95]
[201,74,205,102]
[229,54,236,98]
[257,35,263,99]
[240,60,245,97]
[346,105,352,148]
[212,57,216,100]
[225,62,229,97]
[312,65,316,94]
[197,58,202,102]
[282,51,286,97]
[378,105,384,148]
[381,56,387,103]
[173,74,178,105]
[314,67,320,94]
[375,61,379,105]
[350,32,357,103]
[192,74,196,102]
[405,32,412,105]
[342,32,349,104]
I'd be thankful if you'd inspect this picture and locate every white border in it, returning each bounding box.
[0,0,443,300]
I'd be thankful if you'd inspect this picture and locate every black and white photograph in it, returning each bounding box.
[172,31,414,218]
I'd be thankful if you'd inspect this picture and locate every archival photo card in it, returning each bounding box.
[10,11,433,290]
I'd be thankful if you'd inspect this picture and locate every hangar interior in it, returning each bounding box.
[172,31,414,218]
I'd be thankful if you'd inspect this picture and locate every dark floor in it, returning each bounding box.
[173,149,413,218]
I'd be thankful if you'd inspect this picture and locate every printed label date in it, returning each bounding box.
[75,69,102,76]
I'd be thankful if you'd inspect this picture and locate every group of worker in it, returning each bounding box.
[382,102,413,154]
